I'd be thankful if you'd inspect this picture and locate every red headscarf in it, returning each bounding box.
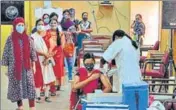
[12,17,30,80]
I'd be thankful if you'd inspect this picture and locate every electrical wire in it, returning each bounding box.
[96,1,105,20]
[113,6,129,20]
[87,1,99,6]
[87,1,104,33]
[114,9,121,29]
[92,10,99,33]
[97,1,112,33]
[96,8,104,20]
[97,26,112,33]
[87,1,104,20]
[87,1,130,34]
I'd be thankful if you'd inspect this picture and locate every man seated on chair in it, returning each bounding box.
[70,53,112,110]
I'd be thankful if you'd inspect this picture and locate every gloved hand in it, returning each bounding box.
[100,57,107,65]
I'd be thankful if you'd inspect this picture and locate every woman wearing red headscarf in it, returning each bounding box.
[2,17,37,110]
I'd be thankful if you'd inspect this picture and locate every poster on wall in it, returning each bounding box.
[35,7,63,22]
[1,1,24,24]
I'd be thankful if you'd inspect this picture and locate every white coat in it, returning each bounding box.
[103,36,142,92]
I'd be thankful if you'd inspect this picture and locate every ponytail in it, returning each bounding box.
[49,19,61,46]
[112,29,138,50]
[125,34,138,50]
[56,28,61,46]
[131,40,138,49]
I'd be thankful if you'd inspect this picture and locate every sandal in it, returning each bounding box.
[40,91,45,97]
[45,97,52,103]
[36,97,42,103]
[16,108,23,110]
[56,85,60,91]
[50,92,56,96]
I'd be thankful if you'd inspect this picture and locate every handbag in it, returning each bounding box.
[63,32,75,57]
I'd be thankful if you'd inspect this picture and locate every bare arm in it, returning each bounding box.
[32,62,36,74]
[100,74,112,93]
[81,28,93,33]
[81,21,93,33]
[76,25,81,33]
[72,74,100,91]
[131,21,135,28]
[61,32,66,48]
[36,51,48,57]
[72,75,89,91]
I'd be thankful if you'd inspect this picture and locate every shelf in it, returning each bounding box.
[99,3,114,7]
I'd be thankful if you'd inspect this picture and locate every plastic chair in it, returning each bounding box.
[141,52,169,92]
[140,41,160,67]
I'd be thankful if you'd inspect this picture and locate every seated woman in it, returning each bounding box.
[70,53,112,110]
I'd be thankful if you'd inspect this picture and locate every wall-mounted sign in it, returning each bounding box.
[1,1,24,25]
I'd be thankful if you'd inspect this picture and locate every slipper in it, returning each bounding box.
[16,108,23,110]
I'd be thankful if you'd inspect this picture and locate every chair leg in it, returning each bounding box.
[163,80,168,93]
[141,62,144,68]
[172,88,176,99]
[140,62,142,68]
[152,80,155,92]
[158,81,163,93]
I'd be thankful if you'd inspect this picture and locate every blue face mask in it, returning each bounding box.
[64,14,69,19]
[16,25,25,34]
[44,18,50,24]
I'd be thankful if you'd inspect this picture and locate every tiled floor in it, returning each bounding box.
[1,67,71,110]
[1,66,173,110]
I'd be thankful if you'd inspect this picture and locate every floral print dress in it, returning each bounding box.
[1,36,37,102]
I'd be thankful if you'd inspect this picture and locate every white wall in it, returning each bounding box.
[130,1,160,45]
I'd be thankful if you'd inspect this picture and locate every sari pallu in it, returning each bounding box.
[70,68,102,110]
[34,53,43,88]
[44,30,65,80]
[31,32,56,85]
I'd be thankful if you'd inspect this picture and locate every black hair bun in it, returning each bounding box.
[112,30,125,41]
[113,30,125,37]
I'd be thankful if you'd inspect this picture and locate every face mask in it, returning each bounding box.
[51,25,57,30]
[16,25,25,34]
[37,25,45,31]
[64,15,69,19]
[84,63,94,71]
[44,18,49,24]
[136,18,141,23]
[70,12,75,18]
[83,17,88,21]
